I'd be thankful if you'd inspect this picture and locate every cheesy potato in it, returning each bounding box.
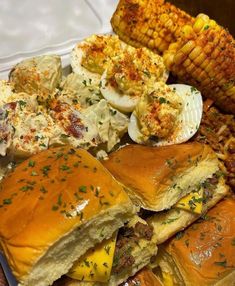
[9,55,62,99]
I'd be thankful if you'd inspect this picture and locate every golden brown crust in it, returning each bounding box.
[103,143,218,210]
[120,267,163,286]
[0,146,132,281]
[165,196,235,285]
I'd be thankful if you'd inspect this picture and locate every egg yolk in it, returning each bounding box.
[80,35,124,75]
[105,47,167,98]
[135,82,182,140]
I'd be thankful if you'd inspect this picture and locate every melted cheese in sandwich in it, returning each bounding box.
[67,233,117,282]
[175,188,204,214]
[162,272,174,286]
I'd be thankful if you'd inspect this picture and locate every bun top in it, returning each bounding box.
[0,146,132,280]
[165,196,235,285]
[120,268,163,286]
[103,143,219,210]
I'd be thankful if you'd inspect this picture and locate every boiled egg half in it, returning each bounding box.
[128,83,203,146]
[100,47,168,113]
[71,34,126,84]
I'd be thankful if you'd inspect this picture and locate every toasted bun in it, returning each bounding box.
[103,143,219,211]
[0,146,135,286]
[147,176,229,244]
[157,196,235,286]
[120,268,163,286]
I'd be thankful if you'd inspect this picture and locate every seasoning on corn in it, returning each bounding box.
[111,0,194,54]
[111,0,235,114]
[163,14,235,114]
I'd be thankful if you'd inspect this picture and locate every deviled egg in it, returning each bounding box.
[128,83,203,146]
[100,47,168,113]
[71,34,126,83]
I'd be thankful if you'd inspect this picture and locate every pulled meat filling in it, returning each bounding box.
[112,222,153,274]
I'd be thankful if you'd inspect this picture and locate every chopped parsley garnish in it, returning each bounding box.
[60,165,70,171]
[3,198,12,205]
[159,97,168,104]
[28,160,36,167]
[110,109,117,116]
[175,231,184,240]
[82,80,87,87]
[60,134,70,139]
[79,185,87,193]
[52,205,59,211]
[41,165,51,176]
[214,260,227,268]
[104,245,111,255]
[40,186,48,194]
[161,217,179,224]
[18,100,27,110]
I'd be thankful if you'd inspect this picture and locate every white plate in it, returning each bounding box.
[0,0,118,79]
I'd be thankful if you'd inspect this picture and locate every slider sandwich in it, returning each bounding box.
[0,146,157,286]
[154,196,235,285]
[119,267,164,286]
[103,143,229,244]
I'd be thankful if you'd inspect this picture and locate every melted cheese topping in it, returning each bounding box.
[162,272,174,286]
[67,233,117,282]
[175,188,204,214]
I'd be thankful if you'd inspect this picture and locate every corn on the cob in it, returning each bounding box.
[163,14,235,114]
[111,0,235,114]
[111,0,194,54]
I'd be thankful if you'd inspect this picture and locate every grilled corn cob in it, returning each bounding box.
[111,0,235,114]
[111,0,194,54]
[163,14,235,114]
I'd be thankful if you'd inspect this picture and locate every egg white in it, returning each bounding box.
[128,84,203,146]
[100,71,140,113]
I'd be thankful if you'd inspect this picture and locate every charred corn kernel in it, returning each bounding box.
[193,53,206,66]
[211,48,220,59]
[159,13,169,23]
[181,40,195,55]
[163,53,174,68]
[189,46,202,60]
[209,19,217,27]
[227,86,235,96]
[111,0,194,53]
[147,28,154,37]
[197,70,208,81]
[174,51,186,65]
[197,13,210,22]
[181,25,194,38]
[183,58,191,68]
[193,17,205,32]
[112,0,235,114]
[168,42,179,51]
[158,41,169,52]
[200,58,210,69]
[186,62,196,73]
